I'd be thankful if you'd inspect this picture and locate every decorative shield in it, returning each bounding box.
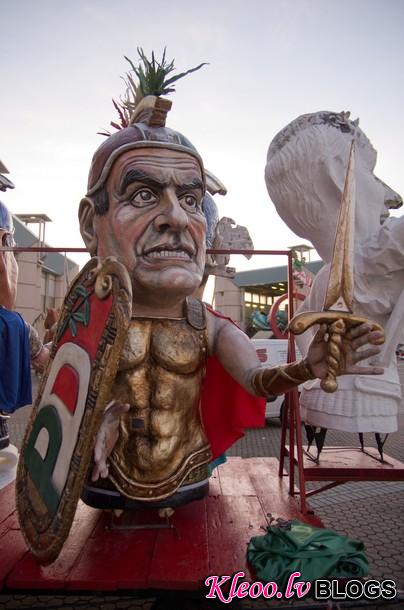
[16,257,132,564]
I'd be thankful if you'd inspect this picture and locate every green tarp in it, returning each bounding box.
[247,520,368,589]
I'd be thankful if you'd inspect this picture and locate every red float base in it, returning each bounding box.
[0,457,322,593]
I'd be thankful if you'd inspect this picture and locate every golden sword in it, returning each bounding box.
[289,140,384,392]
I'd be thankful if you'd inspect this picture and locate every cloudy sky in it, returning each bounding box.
[2,0,404,271]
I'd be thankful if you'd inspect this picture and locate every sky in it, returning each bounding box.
[2,0,404,272]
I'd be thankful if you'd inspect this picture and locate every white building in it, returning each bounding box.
[12,214,80,336]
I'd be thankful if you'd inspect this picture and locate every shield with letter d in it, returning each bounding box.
[16,256,132,564]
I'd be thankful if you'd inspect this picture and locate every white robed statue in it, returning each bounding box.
[265,111,404,457]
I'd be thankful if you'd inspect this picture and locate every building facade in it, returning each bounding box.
[213,260,324,333]
[12,214,80,337]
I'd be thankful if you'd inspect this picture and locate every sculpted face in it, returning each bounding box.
[313,138,402,257]
[266,123,402,262]
[91,148,206,309]
[355,141,402,233]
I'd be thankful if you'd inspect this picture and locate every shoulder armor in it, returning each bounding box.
[184,297,206,330]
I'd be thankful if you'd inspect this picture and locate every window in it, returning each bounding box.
[41,271,56,311]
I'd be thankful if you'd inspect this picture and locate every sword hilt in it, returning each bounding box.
[289,311,384,393]
[321,317,346,392]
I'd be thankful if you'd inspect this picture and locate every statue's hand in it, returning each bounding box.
[91,401,130,482]
[307,322,384,379]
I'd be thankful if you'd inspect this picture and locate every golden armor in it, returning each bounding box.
[97,298,212,501]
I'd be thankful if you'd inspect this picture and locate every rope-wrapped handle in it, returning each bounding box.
[320,318,346,393]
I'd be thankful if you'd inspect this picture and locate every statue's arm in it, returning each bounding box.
[27,324,50,371]
[0,251,17,309]
[206,309,383,398]
[206,311,316,397]
[207,311,264,395]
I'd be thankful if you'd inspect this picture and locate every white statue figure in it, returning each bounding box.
[265,111,403,447]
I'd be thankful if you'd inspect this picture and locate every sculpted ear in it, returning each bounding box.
[79,197,98,256]
[324,154,347,193]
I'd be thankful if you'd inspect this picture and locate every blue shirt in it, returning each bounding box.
[0,307,32,413]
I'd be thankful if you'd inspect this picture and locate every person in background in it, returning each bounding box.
[0,197,49,450]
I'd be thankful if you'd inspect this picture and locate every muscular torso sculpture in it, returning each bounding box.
[108,301,211,500]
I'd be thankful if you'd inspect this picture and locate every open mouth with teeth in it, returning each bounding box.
[143,248,194,262]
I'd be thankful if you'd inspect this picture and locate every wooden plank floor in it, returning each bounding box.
[0,457,323,593]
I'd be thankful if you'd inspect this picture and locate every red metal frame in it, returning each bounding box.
[279,250,404,513]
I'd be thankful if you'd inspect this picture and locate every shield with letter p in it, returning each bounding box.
[16,257,132,564]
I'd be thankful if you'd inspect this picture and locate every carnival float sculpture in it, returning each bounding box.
[16,52,384,564]
[266,111,403,457]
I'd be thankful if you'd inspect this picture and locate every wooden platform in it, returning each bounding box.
[0,457,323,593]
[287,446,404,481]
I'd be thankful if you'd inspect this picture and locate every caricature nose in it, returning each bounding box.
[154,190,189,231]
[382,182,403,209]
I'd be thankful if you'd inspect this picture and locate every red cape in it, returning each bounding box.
[200,308,266,460]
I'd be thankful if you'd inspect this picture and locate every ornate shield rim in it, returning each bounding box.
[16,256,132,564]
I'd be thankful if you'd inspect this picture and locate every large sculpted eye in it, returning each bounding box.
[131,188,158,207]
[180,193,200,212]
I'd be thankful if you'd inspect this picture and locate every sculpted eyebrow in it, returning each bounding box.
[119,169,166,195]
[177,178,204,192]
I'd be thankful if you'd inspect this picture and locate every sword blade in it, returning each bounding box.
[323,139,356,313]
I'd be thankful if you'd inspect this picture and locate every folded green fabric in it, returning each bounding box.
[247,520,368,589]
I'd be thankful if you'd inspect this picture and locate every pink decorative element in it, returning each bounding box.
[293,270,313,289]
[204,570,311,602]
[256,348,268,363]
